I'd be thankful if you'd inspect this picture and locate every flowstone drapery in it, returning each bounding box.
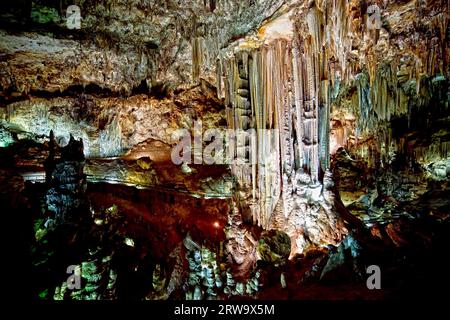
[221,8,347,255]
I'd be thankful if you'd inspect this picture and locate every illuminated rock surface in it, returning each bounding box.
[0,0,449,300]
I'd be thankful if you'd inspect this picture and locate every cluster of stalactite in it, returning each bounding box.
[345,71,449,169]
[220,9,346,253]
[297,0,450,170]
[219,0,449,253]
[188,0,288,84]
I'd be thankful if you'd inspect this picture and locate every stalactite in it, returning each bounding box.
[319,79,331,170]
[249,51,262,213]
[331,0,352,82]
[192,37,204,81]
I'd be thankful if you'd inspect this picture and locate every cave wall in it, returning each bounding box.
[2,88,224,157]
[0,0,448,256]
[1,0,293,157]
[319,0,450,174]
[290,0,449,224]
[0,0,288,94]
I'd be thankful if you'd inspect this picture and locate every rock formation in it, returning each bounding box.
[0,0,448,301]
[221,7,349,255]
[45,131,90,226]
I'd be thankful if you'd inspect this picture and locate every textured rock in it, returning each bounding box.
[224,200,258,278]
[257,230,291,265]
[0,0,290,94]
[4,87,224,157]
[45,132,90,226]
[0,30,150,94]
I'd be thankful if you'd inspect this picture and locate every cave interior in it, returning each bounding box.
[0,0,449,301]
